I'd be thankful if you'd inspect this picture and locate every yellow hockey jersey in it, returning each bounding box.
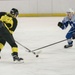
[0,12,18,34]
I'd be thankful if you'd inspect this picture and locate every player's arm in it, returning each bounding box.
[9,18,18,33]
[58,17,68,29]
[0,12,7,18]
[0,14,18,34]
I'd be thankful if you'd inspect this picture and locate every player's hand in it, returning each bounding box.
[58,22,63,28]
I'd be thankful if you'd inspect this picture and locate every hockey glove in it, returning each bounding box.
[58,22,63,28]
[72,33,75,39]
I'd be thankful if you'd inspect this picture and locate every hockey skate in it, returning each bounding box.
[64,41,73,48]
[64,44,73,48]
[12,52,24,63]
[0,50,1,59]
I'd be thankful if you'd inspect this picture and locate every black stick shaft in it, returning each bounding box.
[32,39,67,52]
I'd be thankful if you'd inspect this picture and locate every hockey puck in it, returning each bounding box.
[36,55,39,57]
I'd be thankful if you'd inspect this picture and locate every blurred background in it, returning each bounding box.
[0,0,75,17]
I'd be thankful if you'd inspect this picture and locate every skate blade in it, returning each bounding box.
[13,60,24,64]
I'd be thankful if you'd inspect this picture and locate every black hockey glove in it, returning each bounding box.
[72,33,75,39]
[58,22,63,28]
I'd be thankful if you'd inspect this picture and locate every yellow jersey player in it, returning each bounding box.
[0,8,23,62]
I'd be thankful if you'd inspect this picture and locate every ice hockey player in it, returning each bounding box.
[58,8,75,48]
[0,8,23,62]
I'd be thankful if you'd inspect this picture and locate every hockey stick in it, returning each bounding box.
[33,30,74,52]
[15,41,39,57]
[16,39,67,57]
[31,39,67,52]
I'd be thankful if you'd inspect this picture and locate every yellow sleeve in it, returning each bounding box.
[0,15,14,34]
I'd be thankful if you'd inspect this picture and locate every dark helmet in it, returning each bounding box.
[10,8,19,16]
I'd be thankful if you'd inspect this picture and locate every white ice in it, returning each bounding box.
[0,17,75,75]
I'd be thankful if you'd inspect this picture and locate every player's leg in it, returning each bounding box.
[0,37,6,58]
[8,37,23,62]
[72,31,75,39]
[64,28,74,48]
[0,21,23,61]
[0,21,7,58]
[0,37,6,52]
[4,31,23,62]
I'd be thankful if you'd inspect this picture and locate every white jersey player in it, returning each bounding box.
[58,9,75,48]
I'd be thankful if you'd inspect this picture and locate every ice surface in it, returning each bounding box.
[0,17,75,75]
